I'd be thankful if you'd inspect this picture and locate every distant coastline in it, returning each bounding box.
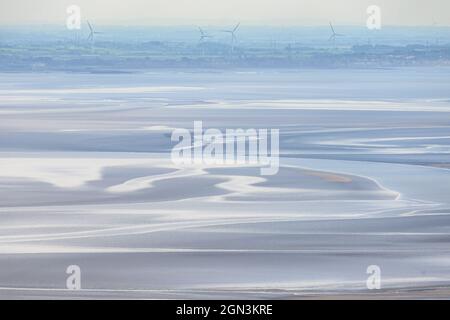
[1,26,450,72]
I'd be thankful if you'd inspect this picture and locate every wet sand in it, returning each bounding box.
[0,69,450,299]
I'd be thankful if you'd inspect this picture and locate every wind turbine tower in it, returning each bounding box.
[222,23,241,55]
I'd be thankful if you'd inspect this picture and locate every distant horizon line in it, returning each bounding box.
[1,23,449,28]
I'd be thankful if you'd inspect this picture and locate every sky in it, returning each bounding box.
[0,0,449,26]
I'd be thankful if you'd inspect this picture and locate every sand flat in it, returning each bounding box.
[0,69,450,299]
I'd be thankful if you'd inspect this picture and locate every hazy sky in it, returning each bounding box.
[1,0,449,26]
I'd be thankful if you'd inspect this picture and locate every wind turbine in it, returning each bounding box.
[432,19,440,45]
[87,20,102,43]
[198,27,212,57]
[198,27,212,42]
[328,22,344,46]
[222,22,240,54]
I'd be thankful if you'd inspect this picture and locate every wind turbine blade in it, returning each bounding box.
[329,22,335,34]
[87,20,93,33]
[233,22,241,32]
